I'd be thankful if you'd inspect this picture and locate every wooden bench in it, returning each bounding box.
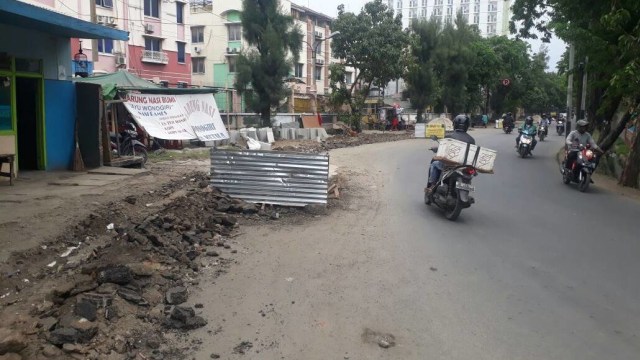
[0,154,15,186]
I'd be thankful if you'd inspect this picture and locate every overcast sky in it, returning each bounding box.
[293,0,567,71]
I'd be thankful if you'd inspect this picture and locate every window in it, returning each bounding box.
[422,0,427,6]
[446,6,452,15]
[144,0,160,18]
[488,1,498,12]
[345,71,353,84]
[191,26,204,43]
[420,8,427,17]
[409,0,417,7]
[433,7,442,16]
[487,24,496,35]
[176,2,184,24]
[192,57,205,74]
[462,5,469,14]
[409,8,417,18]
[228,57,237,73]
[145,37,161,52]
[447,0,453,4]
[474,4,480,12]
[315,66,322,81]
[461,0,469,3]
[435,0,443,5]
[97,39,113,54]
[397,1,402,9]
[96,0,113,8]
[177,42,186,63]
[473,14,479,24]
[228,24,241,41]
[445,15,452,23]
[295,63,304,78]
[488,13,497,23]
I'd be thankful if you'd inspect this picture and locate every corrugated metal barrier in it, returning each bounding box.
[210,149,329,207]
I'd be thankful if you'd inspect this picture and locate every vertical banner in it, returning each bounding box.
[123,93,229,141]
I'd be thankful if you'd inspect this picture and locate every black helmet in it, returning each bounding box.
[453,114,470,132]
[507,112,512,116]
[525,116,533,125]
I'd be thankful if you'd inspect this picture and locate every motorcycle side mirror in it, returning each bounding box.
[430,135,439,141]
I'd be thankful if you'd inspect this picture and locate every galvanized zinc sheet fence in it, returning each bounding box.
[210,149,329,207]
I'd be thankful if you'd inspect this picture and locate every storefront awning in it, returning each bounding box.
[0,0,128,41]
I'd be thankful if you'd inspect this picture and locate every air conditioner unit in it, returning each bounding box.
[115,56,126,65]
[231,48,238,53]
[226,47,231,53]
[144,24,154,33]
[314,31,323,38]
[96,15,105,24]
[315,59,325,65]
[194,46,201,54]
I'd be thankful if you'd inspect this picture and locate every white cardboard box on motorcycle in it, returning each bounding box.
[433,138,497,174]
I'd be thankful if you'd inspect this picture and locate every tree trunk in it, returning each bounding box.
[598,98,633,152]
[417,109,424,123]
[260,107,271,128]
[620,124,640,188]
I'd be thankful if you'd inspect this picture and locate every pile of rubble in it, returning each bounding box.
[0,173,277,360]
[272,132,412,153]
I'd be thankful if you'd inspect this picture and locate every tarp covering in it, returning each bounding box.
[429,117,454,132]
[74,71,158,99]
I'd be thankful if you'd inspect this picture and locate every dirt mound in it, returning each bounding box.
[0,173,278,359]
[272,132,412,153]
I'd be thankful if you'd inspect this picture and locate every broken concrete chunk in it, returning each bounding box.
[74,298,97,322]
[0,328,27,355]
[165,287,188,305]
[97,265,133,285]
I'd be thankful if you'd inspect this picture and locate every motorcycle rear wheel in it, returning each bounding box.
[444,197,463,221]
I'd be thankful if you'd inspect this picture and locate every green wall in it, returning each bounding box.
[226,11,241,22]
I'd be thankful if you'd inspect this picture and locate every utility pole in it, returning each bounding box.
[580,56,588,120]
[565,43,575,136]
[90,0,98,63]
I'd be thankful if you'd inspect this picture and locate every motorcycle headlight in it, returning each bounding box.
[585,150,594,160]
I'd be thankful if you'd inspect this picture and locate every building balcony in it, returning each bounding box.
[141,50,169,64]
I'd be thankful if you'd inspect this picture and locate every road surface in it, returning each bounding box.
[190,128,640,360]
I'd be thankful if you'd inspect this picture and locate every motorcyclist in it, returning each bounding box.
[516,116,538,150]
[503,112,514,129]
[564,119,600,170]
[539,113,551,128]
[425,115,476,194]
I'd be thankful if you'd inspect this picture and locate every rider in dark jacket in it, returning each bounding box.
[426,115,476,194]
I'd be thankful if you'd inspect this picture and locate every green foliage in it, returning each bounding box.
[235,0,303,126]
[330,0,409,113]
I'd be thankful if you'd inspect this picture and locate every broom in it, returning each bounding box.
[73,117,85,171]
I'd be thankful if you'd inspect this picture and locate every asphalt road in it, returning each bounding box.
[191,128,640,359]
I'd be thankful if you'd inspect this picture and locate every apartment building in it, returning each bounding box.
[189,0,337,112]
[388,0,512,36]
[21,0,191,86]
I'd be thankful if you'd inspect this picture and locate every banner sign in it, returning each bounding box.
[123,93,229,141]
[426,123,445,139]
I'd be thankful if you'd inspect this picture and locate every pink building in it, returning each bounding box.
[23,0,191,87]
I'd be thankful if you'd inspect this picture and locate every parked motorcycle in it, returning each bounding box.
[538,124,548,141]
[561,144,601,192]
[110,122,148,164]
[425,139,478,221]
[556,119,565,135]
[517,127,536,158]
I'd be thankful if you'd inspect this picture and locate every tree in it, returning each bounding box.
[235,0,303,127]
[330,0,409,128]
[404,17,442,122]
[432,14,477,114]
[511,0,640,187]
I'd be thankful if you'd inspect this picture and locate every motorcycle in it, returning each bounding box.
[561,144,601,192]
[517,128,536,158]
[425,138,478,221]
[110,122,148,164]
[503,122,514,134]
[556,119,565,135]
[538,123,548,141]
